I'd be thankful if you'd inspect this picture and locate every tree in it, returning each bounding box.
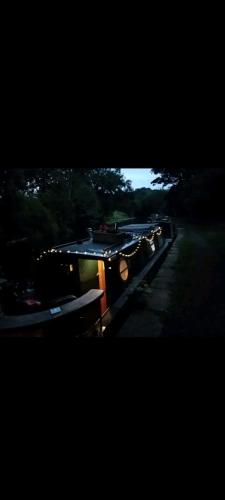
[133,188,166,218]
[151,167,225,219]
[85,168,127,195]
[83,168,130,217]
[150,167,197,187]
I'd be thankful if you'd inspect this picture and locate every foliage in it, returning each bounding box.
[132,188,166,218]
[151,167,197,187]
[0,168,130,255]
[84,168,132,217]
[151,167,225,219]
[106,210,129,224]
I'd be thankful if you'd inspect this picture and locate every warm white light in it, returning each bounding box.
[119,259,129,282]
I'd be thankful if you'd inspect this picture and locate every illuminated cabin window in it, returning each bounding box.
[119,258,129,282]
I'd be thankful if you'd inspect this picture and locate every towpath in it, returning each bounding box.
[115,229,184,337]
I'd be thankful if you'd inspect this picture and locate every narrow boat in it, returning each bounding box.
[0,216,176,337]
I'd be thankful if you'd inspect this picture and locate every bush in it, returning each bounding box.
[106,210,129,223]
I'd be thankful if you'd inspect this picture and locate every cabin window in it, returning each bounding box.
[119,259,129,282]
[59,263,75,275]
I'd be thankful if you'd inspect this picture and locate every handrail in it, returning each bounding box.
[0,289,104,332]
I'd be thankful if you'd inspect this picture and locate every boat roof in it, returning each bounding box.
[50,223,161,260]
[52,236,137,259]
[119,223,158,233]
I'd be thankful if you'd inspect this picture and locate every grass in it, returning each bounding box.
[106,210,129,224]
[162,224,225,336]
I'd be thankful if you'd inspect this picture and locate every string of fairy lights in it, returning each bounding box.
[36,228,163,262]
[119,229,162,258]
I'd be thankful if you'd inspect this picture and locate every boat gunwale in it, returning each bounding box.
[0,289,104,332]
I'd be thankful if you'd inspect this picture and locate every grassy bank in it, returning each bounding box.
[162,223,225,336]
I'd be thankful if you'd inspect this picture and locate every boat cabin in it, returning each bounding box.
[35,222,166,317]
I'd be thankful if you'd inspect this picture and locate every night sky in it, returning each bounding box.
[121,168,164,190]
